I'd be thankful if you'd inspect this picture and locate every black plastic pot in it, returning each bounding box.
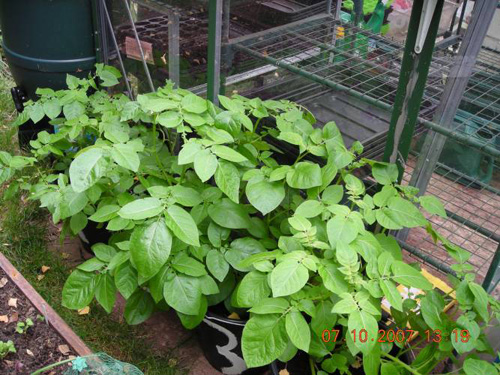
[197,308,266,375]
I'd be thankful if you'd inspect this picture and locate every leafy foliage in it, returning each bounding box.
[2,66,499,375]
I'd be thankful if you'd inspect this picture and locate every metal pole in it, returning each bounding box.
[409,0,498,196]
[483,245,500,293]
[122,0,155,92]
[168,9,180,87]
[382,0,445,176]
[101,0,134,99]
[207,0,223,104]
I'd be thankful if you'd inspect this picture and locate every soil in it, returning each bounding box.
[0,267,75,375]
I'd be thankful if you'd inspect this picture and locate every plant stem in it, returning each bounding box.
[253,118,261,133]
[382,352,423,375]
[309,356,317,375]
[151,118,169,181]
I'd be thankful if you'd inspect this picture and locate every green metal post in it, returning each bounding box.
[382,0,444,178]
[207,0,223,104]
[483,246,500,293]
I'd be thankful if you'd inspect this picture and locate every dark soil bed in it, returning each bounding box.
[0,267,75,375]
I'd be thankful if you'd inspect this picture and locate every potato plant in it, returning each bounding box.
[1,65,499,375]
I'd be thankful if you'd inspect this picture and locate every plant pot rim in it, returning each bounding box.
[205,307,247,327]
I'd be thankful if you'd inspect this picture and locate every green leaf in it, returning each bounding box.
[420,290,445,331]
[206,250,229,282]
[157,111,182,128]
[89,205,120,222]
[381,363,400,375]
[332,294,358,314]
[172,253,206,277]
[348,310,378,354]
[43,99,62,120]
[211,145,247,162]
[249,298,289,314]
[178,142,202,165]
[118,198,163,220]
[311,301,336,337]
[242,314,288,368]
[385,197,427,228]
[62,270,97,309]
[286,162,322,189]
[225,237,266,272]
[208,198,250,229]
[270,260,309,297]
[95,273,117,314]
[452,315,480,354]
[69,148,107,193]
[380,280,402,311]
[164,274,202,315]
[59,187,89,220]
[181,94,207,114]
[289,216,312,233]
[372,163,398,185]
[177,296,208,329]
[130,218,172,280]
[92,243,117,262]
[236,271,271,307]
[111,143,140,172]
[214,160,240,203]
[124,289,154,325]
[246,176,285,215]
[285,310,310,352]
[70,212,88,235]
[115,261,138,299]
[327,214,359,249]
[419,195,446,218]
[463,358,498,375]
[469,282,490,322]
[77,257,105,272]
[391,261,432,290]
[170,186,202,207]
[322,185,343,205]
[148,264,170,303]
[363,343,381,375]
[63,101,85,120]
[194,149,218,182]
[207,222,230,247]
[107,217,130,231]
[318,263,348,294]
[164,205,200,247]
[295,200,323,218]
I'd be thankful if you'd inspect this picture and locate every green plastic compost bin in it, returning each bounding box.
[0,0,97,99]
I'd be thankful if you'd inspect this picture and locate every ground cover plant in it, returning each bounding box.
[1,65,499,375]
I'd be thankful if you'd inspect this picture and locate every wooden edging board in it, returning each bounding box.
[0,252,92,356]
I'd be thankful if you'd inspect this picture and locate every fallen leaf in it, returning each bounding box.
[78,306,90,315]
[0,277,7,288]
[37,275,45,281]
[62,253,69,259]
[58,345,70,355]
[0,315,8,323]
[8,298,17,308]
[41,266,50,273]
[26,349,34,356]
[279,370,290,375]
[10,312,18,322]
[68,355,76,361]
[228,312,241,320]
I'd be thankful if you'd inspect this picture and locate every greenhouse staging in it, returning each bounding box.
[0,0,499,375]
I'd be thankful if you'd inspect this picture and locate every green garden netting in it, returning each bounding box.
[33,353,144,375]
